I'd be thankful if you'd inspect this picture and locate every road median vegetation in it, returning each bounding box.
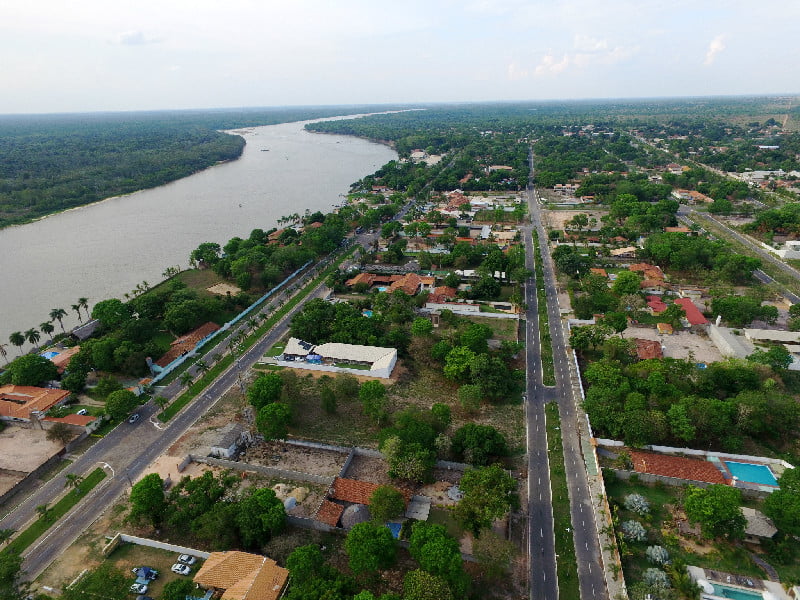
[533,230,556,386]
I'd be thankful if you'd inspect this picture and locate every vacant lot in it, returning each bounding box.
[626,326,723,363]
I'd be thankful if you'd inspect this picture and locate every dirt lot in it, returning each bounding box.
[626,326,723,363]
[0,427,64,474]
[542,208,606,231]
[240,441,346,477]
[207,282,242,296]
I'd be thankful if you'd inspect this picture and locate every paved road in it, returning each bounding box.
[526,152,608,599]
[2,197,413,581]
[520,221,558,599]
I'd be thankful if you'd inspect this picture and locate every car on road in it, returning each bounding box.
[130,584,149,594]
[128,413,141,424]
[171,563,191,576]
[177,554,196,566]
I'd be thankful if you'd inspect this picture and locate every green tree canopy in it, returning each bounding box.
[105,389,139,421]
[5,354,58,386]
[91,298,133,330]
[235,487,286,549]
[128,473,166,528]
[247,372,284,409]
[764,468,800,536]
[369,485,406,523]
[684,484,746,540]
[402,569,453,600]
[454,464,518,534]
[359,380,388,423]
[344,521,398,574]
[451,424,509,466]
[256,403,292,441]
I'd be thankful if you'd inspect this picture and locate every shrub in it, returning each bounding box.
[621,520,647,542]
[645,545,670,565]
[624,493,651,516]
[642,568,670,589]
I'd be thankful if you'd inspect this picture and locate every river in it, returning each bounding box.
[0,116,397,353]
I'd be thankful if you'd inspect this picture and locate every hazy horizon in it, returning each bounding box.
[3,1,799,115]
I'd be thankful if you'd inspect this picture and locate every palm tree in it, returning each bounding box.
[154,396,169,413]
[247,317,258,331]
[0,343,8,365]
[71,304,83,323]
[195,360,209,376]
[9,332,25,355]
[179,372,194,388]
[49,308,67,333]
[35,503,50,521]
[78,297,89,320]
[64,473,84,494]
[24,328,41,351]
[40,322,55,345]
[0,528,14,546]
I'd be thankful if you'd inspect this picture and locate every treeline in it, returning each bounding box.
[583,355,800,451]
[0,105,392,228]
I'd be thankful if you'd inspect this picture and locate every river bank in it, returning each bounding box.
[0,116,397,352]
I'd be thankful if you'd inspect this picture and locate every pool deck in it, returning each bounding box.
[688,565,791,600]
[708,456,780,490]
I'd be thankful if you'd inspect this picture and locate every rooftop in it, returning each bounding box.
[629,450,726,485]
[156,322,220,367]
[635,339,663,360]
[674,297,708,326]
[330,477,411,506]
[193,551,288,600]
[0,385,70,420]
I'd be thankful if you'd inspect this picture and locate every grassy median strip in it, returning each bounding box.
[2,467,106,556]
[545,402,580,600]
[158,246,358,422]
[532,230,556,386]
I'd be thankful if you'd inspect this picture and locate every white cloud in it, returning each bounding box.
[573,34,608,52]
[534,53,571,76]
[115,31,161,46]
[704,34,726,65]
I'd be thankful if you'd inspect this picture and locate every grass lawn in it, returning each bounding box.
[604,474,767,586]
[107,541,202,598]
[428,506,465,540]
[265,342,286,357]
[466,315,520,342]
[3,467,106,556]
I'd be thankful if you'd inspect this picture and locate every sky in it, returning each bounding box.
[2,0,799,114]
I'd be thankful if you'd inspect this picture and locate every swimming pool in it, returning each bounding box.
[709,583,764,600]
[724,461,778,486]
[41,351,59,359]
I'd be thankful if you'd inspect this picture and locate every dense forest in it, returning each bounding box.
[0,105,394,228]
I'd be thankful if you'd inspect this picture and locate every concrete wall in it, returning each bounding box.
[274,359,394,380]
[116,533,211,558]
[608,469,771,500]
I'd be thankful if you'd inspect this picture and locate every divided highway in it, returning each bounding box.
[525,151,608,599]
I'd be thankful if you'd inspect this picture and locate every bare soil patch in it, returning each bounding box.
[0,427,64,473]
[341,455,397,486]
[542,208,606,230]
[239,441,346,477]
[626,326,723,363]
[207,282,242,296]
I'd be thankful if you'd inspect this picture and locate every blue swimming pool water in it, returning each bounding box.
[40,351,59,359]
[377,286,388,292]
[362,310,374,317]
[724,461,778,486]
[386,523,402,539]
[710,583,763,600]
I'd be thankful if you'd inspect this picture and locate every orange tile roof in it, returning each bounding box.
[665,226,691,233]
[194,551,288,600]
[389,273,422,296]
[0,385,70,420]
[315,500,344,527]
[674,297,708,325]
[646,295,668,313]
[656,323,674,335]
[590,268,608,277]
[43,414,97,426]
[156,322,221,367]
[635,339,662,360]
[629,450,726,485]
[629,263,665,280]
[330,477,411,506]
[48,346,80,374]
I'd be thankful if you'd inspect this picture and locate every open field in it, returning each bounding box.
[625,326,723,363]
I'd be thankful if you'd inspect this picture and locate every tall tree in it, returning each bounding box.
[9,332,25,355]
[128,473,167,528]
[0,342,8,365]
[235,488,286,549]
[23,328,40,351]
[40,321,55,345]
[78,297,90,320]
[454,464,518,535]
[64,473,84,494]
[256,403,292,442]
[49,307,68,333]
[684,484,746,540]
[344,522,398,574]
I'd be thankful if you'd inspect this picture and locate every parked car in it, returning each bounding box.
[177,554,197,566]
[131,567,158,580]
[170,563,191,576]
[136,596,154,600]
[128,413,141,424]
[76,409,88,416]
[130,584,148,594]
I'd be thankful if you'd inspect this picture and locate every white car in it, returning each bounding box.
[130,583,149,594]
[171,563,191,576]
[128,413,141,424]
[177,554,196,566]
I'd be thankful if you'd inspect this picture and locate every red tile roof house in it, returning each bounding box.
[646,295,668,315]
[673,297,708,329]
[315,477,412,528]
[0,385,70,423]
